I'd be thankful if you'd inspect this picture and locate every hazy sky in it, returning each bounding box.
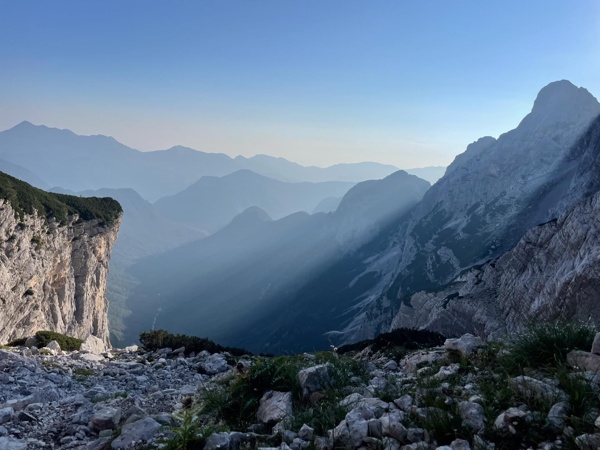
[1,1,599,168]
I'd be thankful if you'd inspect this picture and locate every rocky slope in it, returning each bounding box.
[0,173,122,345]
[2,325,600,449]
[391,116,600,337]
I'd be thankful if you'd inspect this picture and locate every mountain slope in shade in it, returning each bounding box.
[244,80,600,350]
[122,170,429,351]
[153,169,356,233]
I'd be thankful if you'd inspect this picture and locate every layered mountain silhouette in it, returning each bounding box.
[153,170,356,233]
[0,122,420,201]
[122,170,430,349]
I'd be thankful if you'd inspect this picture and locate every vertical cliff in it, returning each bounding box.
[0,172,122,345]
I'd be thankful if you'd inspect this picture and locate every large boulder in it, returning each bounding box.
[567,350,600,373]
[256,391,293,424]
[91,407,122,431]
[111,417,162,449]
[458,401,485,432]
[80,335,107,354]
[297,364,333,398]
[444,334,483,357]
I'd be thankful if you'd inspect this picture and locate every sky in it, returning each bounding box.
[1,1,599,169]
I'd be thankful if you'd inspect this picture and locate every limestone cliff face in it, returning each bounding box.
[390,188,600,338]
[0,200,121,345]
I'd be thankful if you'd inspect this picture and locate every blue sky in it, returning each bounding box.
[1,1,599,168]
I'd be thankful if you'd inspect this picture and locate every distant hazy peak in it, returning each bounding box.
[227,206,273,228]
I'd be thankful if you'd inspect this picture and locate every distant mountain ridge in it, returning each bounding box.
[0,121,441,201]
[153,169,357,233]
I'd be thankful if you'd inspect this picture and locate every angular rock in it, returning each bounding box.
[0,437,27,450]
[111,417,162,449]
[0,407,13,424]
[567,350,600,373]
[80,335,107,354]
[547,402,570,430]
[298,424,314,441]
[201,353,230,375]
[46,340,62,352]
[494,407,527,435]
[444,334,483,356]
[458,401,485,432]
[298,364,333,398]
[346,409,369,447]
[575,433,600,449]
[257,391,293,424]
[509,376,567,402]
[450,440,471,450]
[91,407,122,431]
[204,432,231,450]
[380,412,407,442]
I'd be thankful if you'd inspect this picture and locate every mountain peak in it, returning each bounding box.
[532,80,598,114]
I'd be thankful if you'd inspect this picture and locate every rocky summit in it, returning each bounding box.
[3,323,600,449]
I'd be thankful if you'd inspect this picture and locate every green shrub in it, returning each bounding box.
[35,330,83,351]
[0,171,122,226]
[337,327,446,356]
[139,329,249,357]
[5,337,27,347]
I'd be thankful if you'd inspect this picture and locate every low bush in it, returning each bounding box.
[35,330,83,351]
[337,327,446,356]
[139,329,249,356]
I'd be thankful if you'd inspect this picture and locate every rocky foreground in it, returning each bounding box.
[3,327,600,449]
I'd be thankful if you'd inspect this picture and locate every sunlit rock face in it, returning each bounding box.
[336,81,600,344]
[0,200,121,345]
[390,113,600,337]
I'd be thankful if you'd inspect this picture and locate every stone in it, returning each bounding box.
[567,350,600,373]
[297,364,333,398]
[509,376,567,402]
[575,433,600,449]
[547,402,570,430]
[80,335,107,354]
[592,333,600,355]
[494,407,527,434]
[434,363,460,380]
[0,436,27,450]
[204,432,230,450]
[444,334,483,356]
[383,360,398,371]
[111,417,162,449]
[257,391,293,424]
[91,407,122,431]
[16,411,36,422]
[0,407,13,424]
[400,351,445,374]
[86,437,112,450]
[450,439,471,450]
[45,340,62,352]
[201,353,230,375]
[380,412,407,442]
[80,353,105,362]
[458,401,485,432]
[124,345,138,353]
[298,424,314,441]
[346,409,369,447]
[393,395,413,412]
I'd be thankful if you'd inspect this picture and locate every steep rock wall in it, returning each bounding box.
[0,200,121,345]
[390,188,600,338]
